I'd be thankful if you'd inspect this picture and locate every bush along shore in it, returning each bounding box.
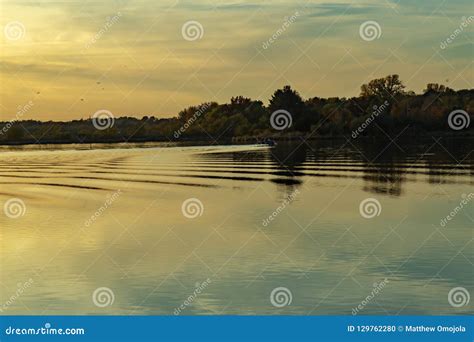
[1,75,472,145]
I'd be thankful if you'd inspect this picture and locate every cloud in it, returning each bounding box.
[0,0,471,120]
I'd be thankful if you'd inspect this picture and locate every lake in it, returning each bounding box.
[0,139,472,315]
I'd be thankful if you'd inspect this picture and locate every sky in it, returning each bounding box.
[0,0,473,121]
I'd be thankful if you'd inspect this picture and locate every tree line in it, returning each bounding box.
[1,75,472,144]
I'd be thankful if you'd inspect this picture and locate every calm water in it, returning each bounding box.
[1,139,473,315]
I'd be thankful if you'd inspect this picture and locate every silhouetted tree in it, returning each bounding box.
[269,85,305,115]
[0,76,472,144]
[360,74,405,99]
[269,85,309,131]
[6,125,24,141]
[423,83,454,95]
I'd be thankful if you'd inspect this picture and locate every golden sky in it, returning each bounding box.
[1,0,472,121]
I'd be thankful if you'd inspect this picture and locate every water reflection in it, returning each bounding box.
[0,139,472,315]
[197,138,473,197]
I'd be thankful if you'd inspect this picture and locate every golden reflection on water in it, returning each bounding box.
[0,141,473,315]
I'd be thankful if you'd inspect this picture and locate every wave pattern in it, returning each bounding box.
[0,143,472,195]
[1,141,473,316]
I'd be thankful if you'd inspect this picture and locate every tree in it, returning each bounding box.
[269,85,304,115]
[360,75,405,99]
[267,85,307,131]
[423,83,453,94]
[230,96,252,109]
[6,125,24,141]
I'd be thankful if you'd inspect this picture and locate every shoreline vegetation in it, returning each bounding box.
[1,75,472,146]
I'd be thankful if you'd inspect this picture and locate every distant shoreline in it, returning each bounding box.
[1,76,472,147]
[0,131,472,148]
